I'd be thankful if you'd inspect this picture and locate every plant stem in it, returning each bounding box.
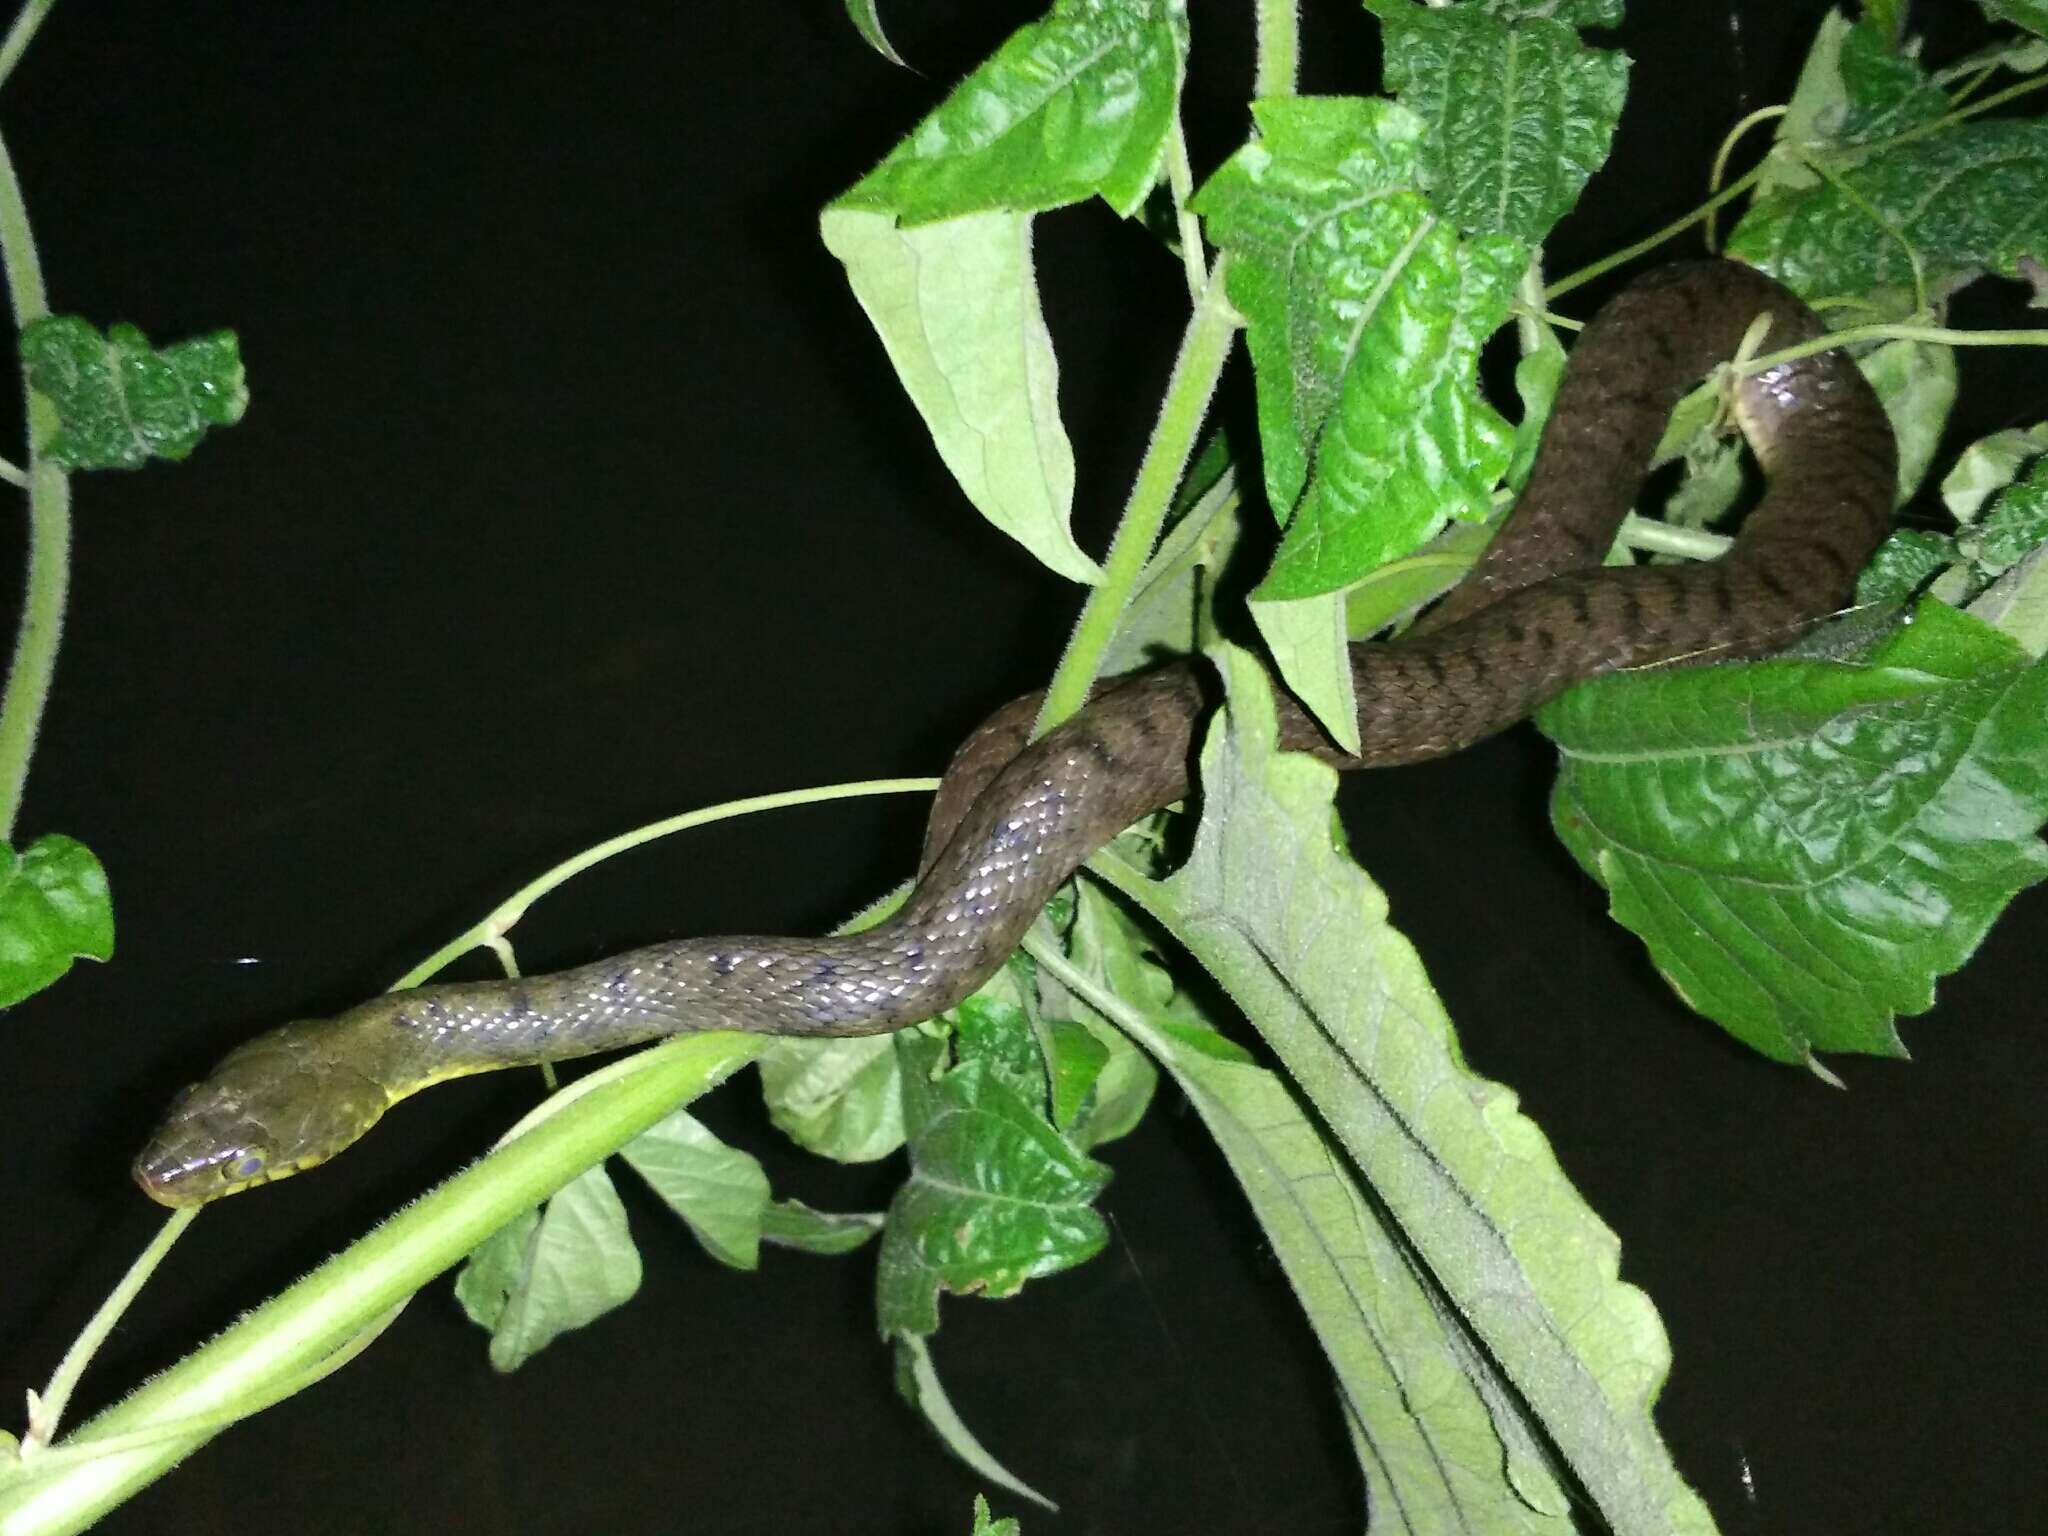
[17,1209,197,1457]
[1545,163,1765,302]
[1254,0,1298,100]
[0,0,58,95]
[1163,110,1206,302]
[394,777,940,989]
[0,127,66,844]
[1032,273,1240,735]
[1618,512,1729,562]
[0,1033,762,1535]
[1742,323,2048,375]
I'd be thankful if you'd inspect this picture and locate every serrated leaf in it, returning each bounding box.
[1095,644,1717,1536]
[1194,96,1521,601]
[0,834,113,1008]
[876,1032,1111,1340]
[758,1033,905,1162]
[760,1199,884,1256]
[838,0,1189,221]
[1544,600,2048,1064]
[822,207,1099,584]
[1976,0,2048,38]
[21,317,246,471]
[455,1164,642,1372]
[1379,5,1629,244]
[895,1335,1057,1513]
[968,1491,1024,1536]
[1729,119,2048,303]
[618,1108,769,1271]
[951,969,1048,1115]
[842,0,907,67]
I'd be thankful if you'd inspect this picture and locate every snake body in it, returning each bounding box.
[135,263,1896,1205]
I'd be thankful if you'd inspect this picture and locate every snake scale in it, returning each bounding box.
[135,261,1897,1205]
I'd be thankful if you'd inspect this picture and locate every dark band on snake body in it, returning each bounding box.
[134,262,1897,1205]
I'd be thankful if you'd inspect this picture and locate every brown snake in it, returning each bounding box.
[135,261,1896,1204]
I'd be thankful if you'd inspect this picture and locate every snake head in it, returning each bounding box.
[133,1022,391,1206]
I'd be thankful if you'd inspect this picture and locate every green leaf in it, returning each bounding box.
[454,1164,643,1371]
[875,1032,1111,1340]
[1378,4,1629,244]
[21,317,246,471]
[1973,455,2048,573]
[1095,645,1716,1536]
[822,207,1100,584]
[1831,16,1949,145]
[1856,529,1957,606]
[1729,118,2048,303]
[1039,925,1583,1531]
[968,1491,1023,1536]
[1976,0,2048,38]
[617,1108,769,1271]
[1942,423,2048,520]
[1100,446,1244,675]
[0,834,113,1007]
[760,1199,884,1256]
[1248,589,1357,753]
[894,1334,1057,1512]
[837,0,1189,221]
[758,1033,905,1162]
[951,973,1048,1115]
[1037,1015,1108,1131]
[1194,96,1521,601]
[842,0,907,66]
[1859,335,1956,502]
[1545,599,2048,1065]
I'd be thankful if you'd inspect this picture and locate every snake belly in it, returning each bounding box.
[134,262,1896,1205]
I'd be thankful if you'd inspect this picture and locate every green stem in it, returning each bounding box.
[0,127,66,844]
[1032,273,1240,735]
[1704,104,1786,251]
[1617,512,1729,562]
[0,0,58,95]
[1163,109,1206,302]
[1741,323,2048,375]
[1544,163,1765,303]
[394,776,939,989]
[1254,0,1298,100]
[17,1209,198,1457]
[0,1033,762,1535]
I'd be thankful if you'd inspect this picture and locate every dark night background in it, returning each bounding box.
[1,2,2043,1532]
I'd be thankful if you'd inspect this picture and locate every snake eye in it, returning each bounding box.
[232,1154,265,1181]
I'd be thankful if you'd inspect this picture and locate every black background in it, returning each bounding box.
[2,2,2044,1532]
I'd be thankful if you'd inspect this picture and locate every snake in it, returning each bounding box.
[134,261,1897,1205]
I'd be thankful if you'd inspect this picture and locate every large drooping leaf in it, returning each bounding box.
[1198,96,1521,595]
[21,317,247,471]
[837,0,1189,221]
[874,1030,1111,1341]
[1976,0,2048,38]
[0,834,113,1007]
[758,1031,905,1162]
[1034,916,1579,1533]
[1374,0,1629,244]
[454,1163,643,1372]
[1544,599,2048,1067]
[822,208,1098,583]
[1729,117,2048,303]
[617,1108,771,1271]
[1093,646,1715,1536]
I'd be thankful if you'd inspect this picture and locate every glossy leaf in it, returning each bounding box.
[758,1032,905,1162]
[842,0,907,66]
[822,207,1099,584]
[1195,96,1521,603]
[1097,646,1715,1536]
[618,1108,770,1270]
[1976,0,2048,38]
[0,834,113,1007]
[22,317,246,471]
[875,1031,1111,1340]
[759,1199,884,1256]
[454,1164,642,1371]
[1545,600,2048,1065]
[1729,118,2048,302]
[1378,3,1629,244]
[837,0,1189,221]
